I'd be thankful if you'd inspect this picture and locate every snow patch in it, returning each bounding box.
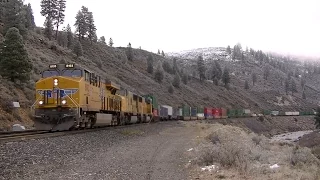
[270,164,279,169]
[201,165,217,172]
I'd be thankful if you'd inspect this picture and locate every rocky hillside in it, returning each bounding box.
[0,29,319,130]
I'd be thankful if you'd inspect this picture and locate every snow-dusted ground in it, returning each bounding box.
[270,130,314,143]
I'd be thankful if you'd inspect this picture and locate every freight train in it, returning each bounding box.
[31,63,317,131]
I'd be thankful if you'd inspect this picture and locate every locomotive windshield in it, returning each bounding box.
[41,69,82,78]
[42,70,59,78]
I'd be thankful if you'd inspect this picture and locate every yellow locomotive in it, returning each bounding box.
[31,63,153,131]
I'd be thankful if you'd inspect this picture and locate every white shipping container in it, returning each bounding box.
[292,112,300,116]
[244,109,251,114]
[177,108,182,116]
[197,113,204,117]
[271,111,279,116]
[161,105,173,116]
[285,112,293,116]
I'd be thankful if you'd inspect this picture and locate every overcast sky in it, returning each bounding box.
[24,0,320,57]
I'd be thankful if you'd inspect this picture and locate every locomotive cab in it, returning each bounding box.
[32,63,83,131]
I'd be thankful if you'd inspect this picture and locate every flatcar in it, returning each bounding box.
[31,63,153,131]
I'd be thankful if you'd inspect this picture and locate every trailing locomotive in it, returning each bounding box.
[31,63,153,131]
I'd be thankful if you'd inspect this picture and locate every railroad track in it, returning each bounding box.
[0,122,156,144]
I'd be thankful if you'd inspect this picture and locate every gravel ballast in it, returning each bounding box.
[0,121,197,180]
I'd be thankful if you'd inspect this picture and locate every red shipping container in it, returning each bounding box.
[204,107,213,119]
[153,109,158,116]
[220,108,227,118]
[212,108,221,119]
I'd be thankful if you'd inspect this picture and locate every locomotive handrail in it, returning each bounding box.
[64,94,81,118]
[30,96,42,113]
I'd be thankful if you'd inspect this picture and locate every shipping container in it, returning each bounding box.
[204,107,213,119]
[227,109,236,117]
[212,108,221,119]
[159,105,168,120]
[221,108,227,118]
[191,107,198,117]
[263,110,271,115]
[153,109,158,116]
[292,112,300,116]
[271,111,279,116]
[182,105,191,117]
[161,105,173,116]
[197,113,205,120]
[285,112,293,116]
[244,109,251,114]
[198,106,204,114]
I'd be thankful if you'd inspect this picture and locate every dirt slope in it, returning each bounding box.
[0,30,318,129]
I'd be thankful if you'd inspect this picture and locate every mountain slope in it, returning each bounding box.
[0,31,318,130]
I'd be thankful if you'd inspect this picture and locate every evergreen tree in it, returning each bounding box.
[161,50,165,57]
[172,72,181,88]
[172,58,178,73]
[66,24,73,48]
[252,73,257,86]
[285,79,289,95]
[86,11,96,43]
[126,42,133,61]
[263,66,270,80]
[24,3,35,30]
[44,17,54,40]
[168,84,174,94]
[74,10,86,40]
[157,49,160,54]
[226,45,231,54]
[147,54,153,74]
[245,80,249,90]
[222,68,230,87]
[154,62,164,83]
[54,0,66,39]
[197,55,205,81]
[302,91,306,99]
[73,40,83,57]
[182,73,188,85]
[291,79,297,95]
[315,107,320,129]
[40,0,57,20]
[2,0,27,36]
[98,36,106,45]
[108,38,113,47]
[0,27,32,82]
[57,30,67,47]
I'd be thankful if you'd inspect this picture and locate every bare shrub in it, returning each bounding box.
[290,146,320,166]
[252,135,262,145]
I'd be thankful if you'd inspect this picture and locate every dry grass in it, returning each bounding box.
[189,123,320,180]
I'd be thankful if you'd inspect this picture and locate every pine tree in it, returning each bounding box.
[252,73,257,86]
[168,84,174,94]
[222,68,230,87]
[172,72,181,88]
[263,66,270,80]
[0,27,32,82]
[44,17,54,40]
[74,10,87,40]
[161,50,165,57]
[54,0,66,40]
[315,107,320,129]
[2,0,27,36]
[182,73,188,85]
[66,24,73,48]
[302,91,306,99]
[24,3,35,30]
[285,79,289,95]
[154,62,164,83]
[226,45,231,54]
[197,55,205,81]
[98,36,106,45]
[291,79,297,95]
[172,58,178,73]
[86,11,96,43]
[126,42,133,61]
[157,49,160,54]
[73,40,83,57]
[109,38,113,47]
[40,0,57,20]
[245,80,249,90]
[57,30,67,47]
[147,54,153,74]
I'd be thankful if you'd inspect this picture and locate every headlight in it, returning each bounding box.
[39,101,43,105]
[54,79,58,86]
[61,100,67,104]
[54,82,58,86]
